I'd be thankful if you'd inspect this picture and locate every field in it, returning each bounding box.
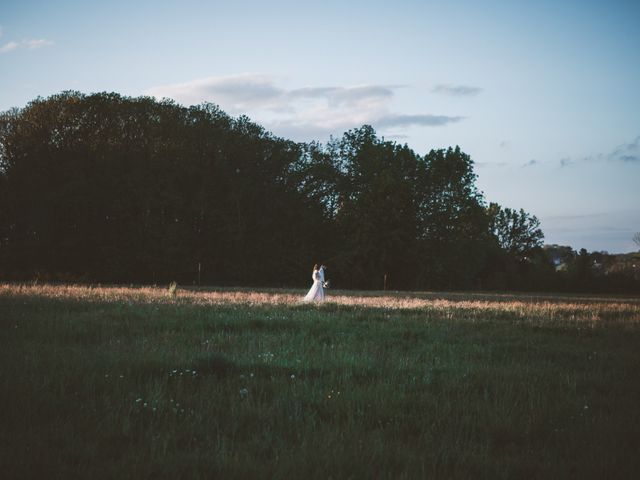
[1,284,640,479]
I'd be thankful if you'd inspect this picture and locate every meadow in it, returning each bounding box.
[1,283,639,479]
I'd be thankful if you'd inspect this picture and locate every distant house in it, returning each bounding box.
[544,244,575,272]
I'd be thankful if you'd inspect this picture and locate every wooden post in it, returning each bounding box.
[384,273,387,291]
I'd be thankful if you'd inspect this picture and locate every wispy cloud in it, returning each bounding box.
[146,74,466,141]
[522,159,538,167]
[432,84,483,97]
[289,85,397,107]
[609,135,640,163]
[0,37,53,54]
[0,41,19,53]
[146,74,283,112]
[376,113,463,128]
[23,39,54,49]
[559,135,640,167]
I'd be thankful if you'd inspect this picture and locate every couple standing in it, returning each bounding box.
[304,264,327,302]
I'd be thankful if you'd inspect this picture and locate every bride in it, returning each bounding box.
[304,264,325,302]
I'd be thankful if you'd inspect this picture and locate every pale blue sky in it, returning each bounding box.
[1,0,639,252]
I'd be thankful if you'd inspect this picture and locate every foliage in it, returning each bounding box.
[0,92,322,285]
[0,92,636,292]
[487,202,544,259]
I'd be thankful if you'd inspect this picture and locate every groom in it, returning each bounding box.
[320,264,327,288]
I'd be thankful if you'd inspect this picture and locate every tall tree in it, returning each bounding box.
[487,203,544,259]
[416,146,490,288]
[0,92,325,284]
[330,126,419,289]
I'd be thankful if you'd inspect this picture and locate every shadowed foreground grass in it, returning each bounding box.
[1,284,639,479]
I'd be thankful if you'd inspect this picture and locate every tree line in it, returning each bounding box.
[0,92,637,292]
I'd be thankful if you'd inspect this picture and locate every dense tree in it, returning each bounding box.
[1,91,636,293]
[487,203,544,259]
[329,126,420,289]
[0,92,324,284]
[416,146,491,288]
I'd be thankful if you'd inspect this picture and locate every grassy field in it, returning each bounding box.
[1,284,639,479]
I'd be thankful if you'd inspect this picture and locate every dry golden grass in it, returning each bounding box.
[2,282,639,324]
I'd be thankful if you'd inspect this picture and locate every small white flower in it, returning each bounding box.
[290,374,296,380]
[239,388,249,398]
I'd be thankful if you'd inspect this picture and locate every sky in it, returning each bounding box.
[1,0,639,253]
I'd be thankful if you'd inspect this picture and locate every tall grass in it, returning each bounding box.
[1,284,639,478]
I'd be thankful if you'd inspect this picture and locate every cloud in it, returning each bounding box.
[23,39,54,49]
[289,85,396,107]
[609,135,640,163]
[432,84,483,97]
[0,38,53,54]
[146,74,284,112]
[146,77,400,114]
[522,159,538,167]
[559,157,574,167]
[499,140,510,148]
[558,135,640,167]
[0,41,19,53]
[375,113,463,128]
[146,74,466,141]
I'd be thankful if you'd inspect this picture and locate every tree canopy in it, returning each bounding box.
[1,91,635,292]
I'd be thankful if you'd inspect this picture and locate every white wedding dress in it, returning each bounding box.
[304,267,325,302]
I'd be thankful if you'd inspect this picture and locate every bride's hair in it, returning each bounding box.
[313,263,319,271]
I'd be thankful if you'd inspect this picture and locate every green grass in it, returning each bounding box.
[1,285,639,479]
